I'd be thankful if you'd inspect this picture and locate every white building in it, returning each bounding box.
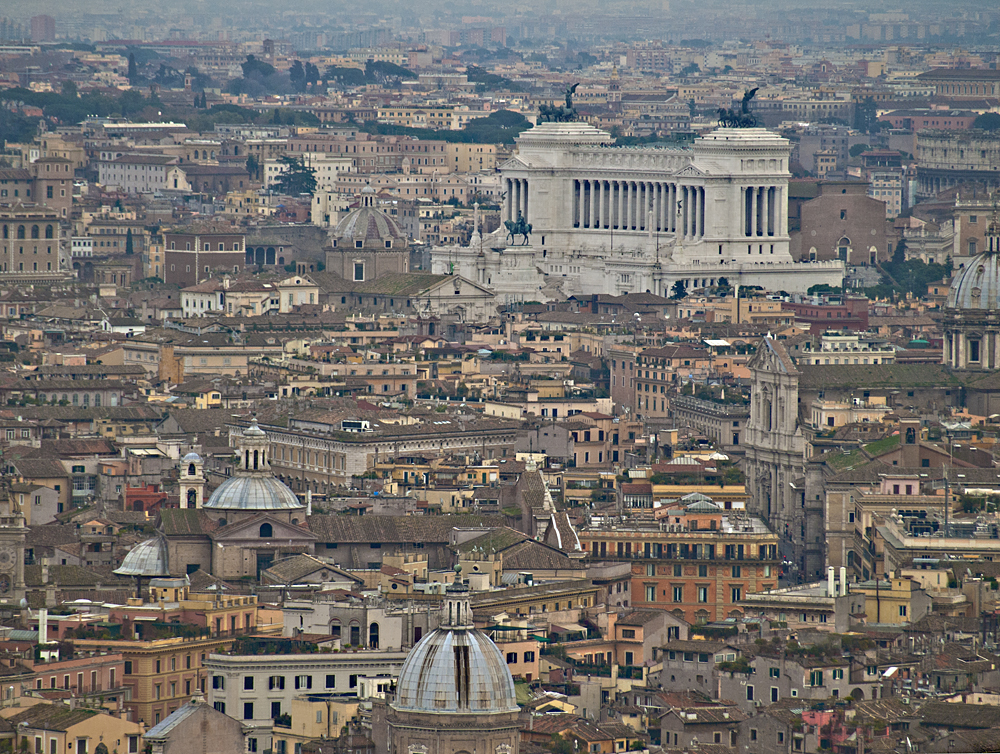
[204,648,408,737]
[71,237,93,258]
[431,122,844,302]
[264,153,354,192]
[311,189,353,228]
[181,281,226,318]
[98,154,177,194]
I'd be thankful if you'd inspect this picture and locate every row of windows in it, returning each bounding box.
[214,672,360,693]
[168,241,241,251]
[2,224,54,239]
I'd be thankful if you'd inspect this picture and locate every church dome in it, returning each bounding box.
[334,187,405,244]
[181,452,202,463]
[204,474,302,511]
[394,627,518,714]
[203,418,303,511]
[115,536,170,577]
[393,580,518,715]
[946,251,1000,311]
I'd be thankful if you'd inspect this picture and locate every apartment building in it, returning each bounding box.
[578,499,780,623]
[204,644,408,742]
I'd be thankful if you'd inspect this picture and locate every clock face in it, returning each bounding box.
[0,548,14,569]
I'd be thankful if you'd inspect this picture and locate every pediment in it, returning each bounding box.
[499,156,529,171]
[210,513,317,542]
[674,164,706,178]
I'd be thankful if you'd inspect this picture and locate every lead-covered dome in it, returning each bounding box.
[204,418,303,511]
[946,251,1000,311]
[393,626,518,714]
[115,536,170,577]
[334,186,405,245]
[393,577,517,715]
[204,475,302,511]
[947,208,1000,311]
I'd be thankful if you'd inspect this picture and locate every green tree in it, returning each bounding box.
[61,80,78,98]
[548,735,573,754]
[324,66,366,87]
[849,144,871,158]
[118,89,146,117]
[127,52,137,83]
[246,154,260,179]
[125,228,134,255]
[807,283,842,295]
[305,63,320,89]
[671,280,687,299]
[973,113,1000,131]
[289,60,306,92]
[365,60,414,82]
[892,238,907,265]
[273,155,317,196]
[241,55,276,79]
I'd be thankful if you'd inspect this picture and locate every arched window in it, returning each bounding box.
[188,463,197,477]
[259,523,273,538]
[30,225,39,239]
[187,489,197,506]
[253,449,259,470]
[45,225,53,239]
[16,226,24,239]
[369,623,379,649]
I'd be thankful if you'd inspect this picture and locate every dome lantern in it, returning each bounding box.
[203,418,303,512]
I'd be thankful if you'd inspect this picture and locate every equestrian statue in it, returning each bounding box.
[504,211,532,246]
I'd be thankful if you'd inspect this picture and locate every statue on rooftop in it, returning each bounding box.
[717,87,759,128]
[539,83,579,123]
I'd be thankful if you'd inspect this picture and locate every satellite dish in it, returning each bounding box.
[18,598,27,609]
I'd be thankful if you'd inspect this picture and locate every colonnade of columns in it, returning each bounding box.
[743,185,780,237]
[572,179,706,239]
[504,178,529,222]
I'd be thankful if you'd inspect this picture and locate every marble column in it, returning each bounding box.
[521,179,529,222]
[750,186,758,237]
[577,180,585,228]
[761,186,769,238]
[596,180,604,229]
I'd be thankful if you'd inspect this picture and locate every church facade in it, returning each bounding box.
[431,123,845,302]
[743,337,824,582]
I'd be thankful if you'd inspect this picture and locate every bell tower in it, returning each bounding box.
[179,452,205,509]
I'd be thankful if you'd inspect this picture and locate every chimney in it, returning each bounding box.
[38,608,48,646]
[840,566,847,594]
[827,566,835,597]
[306,490,312,516]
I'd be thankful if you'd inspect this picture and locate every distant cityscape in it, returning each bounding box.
[0,2,1000,754]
